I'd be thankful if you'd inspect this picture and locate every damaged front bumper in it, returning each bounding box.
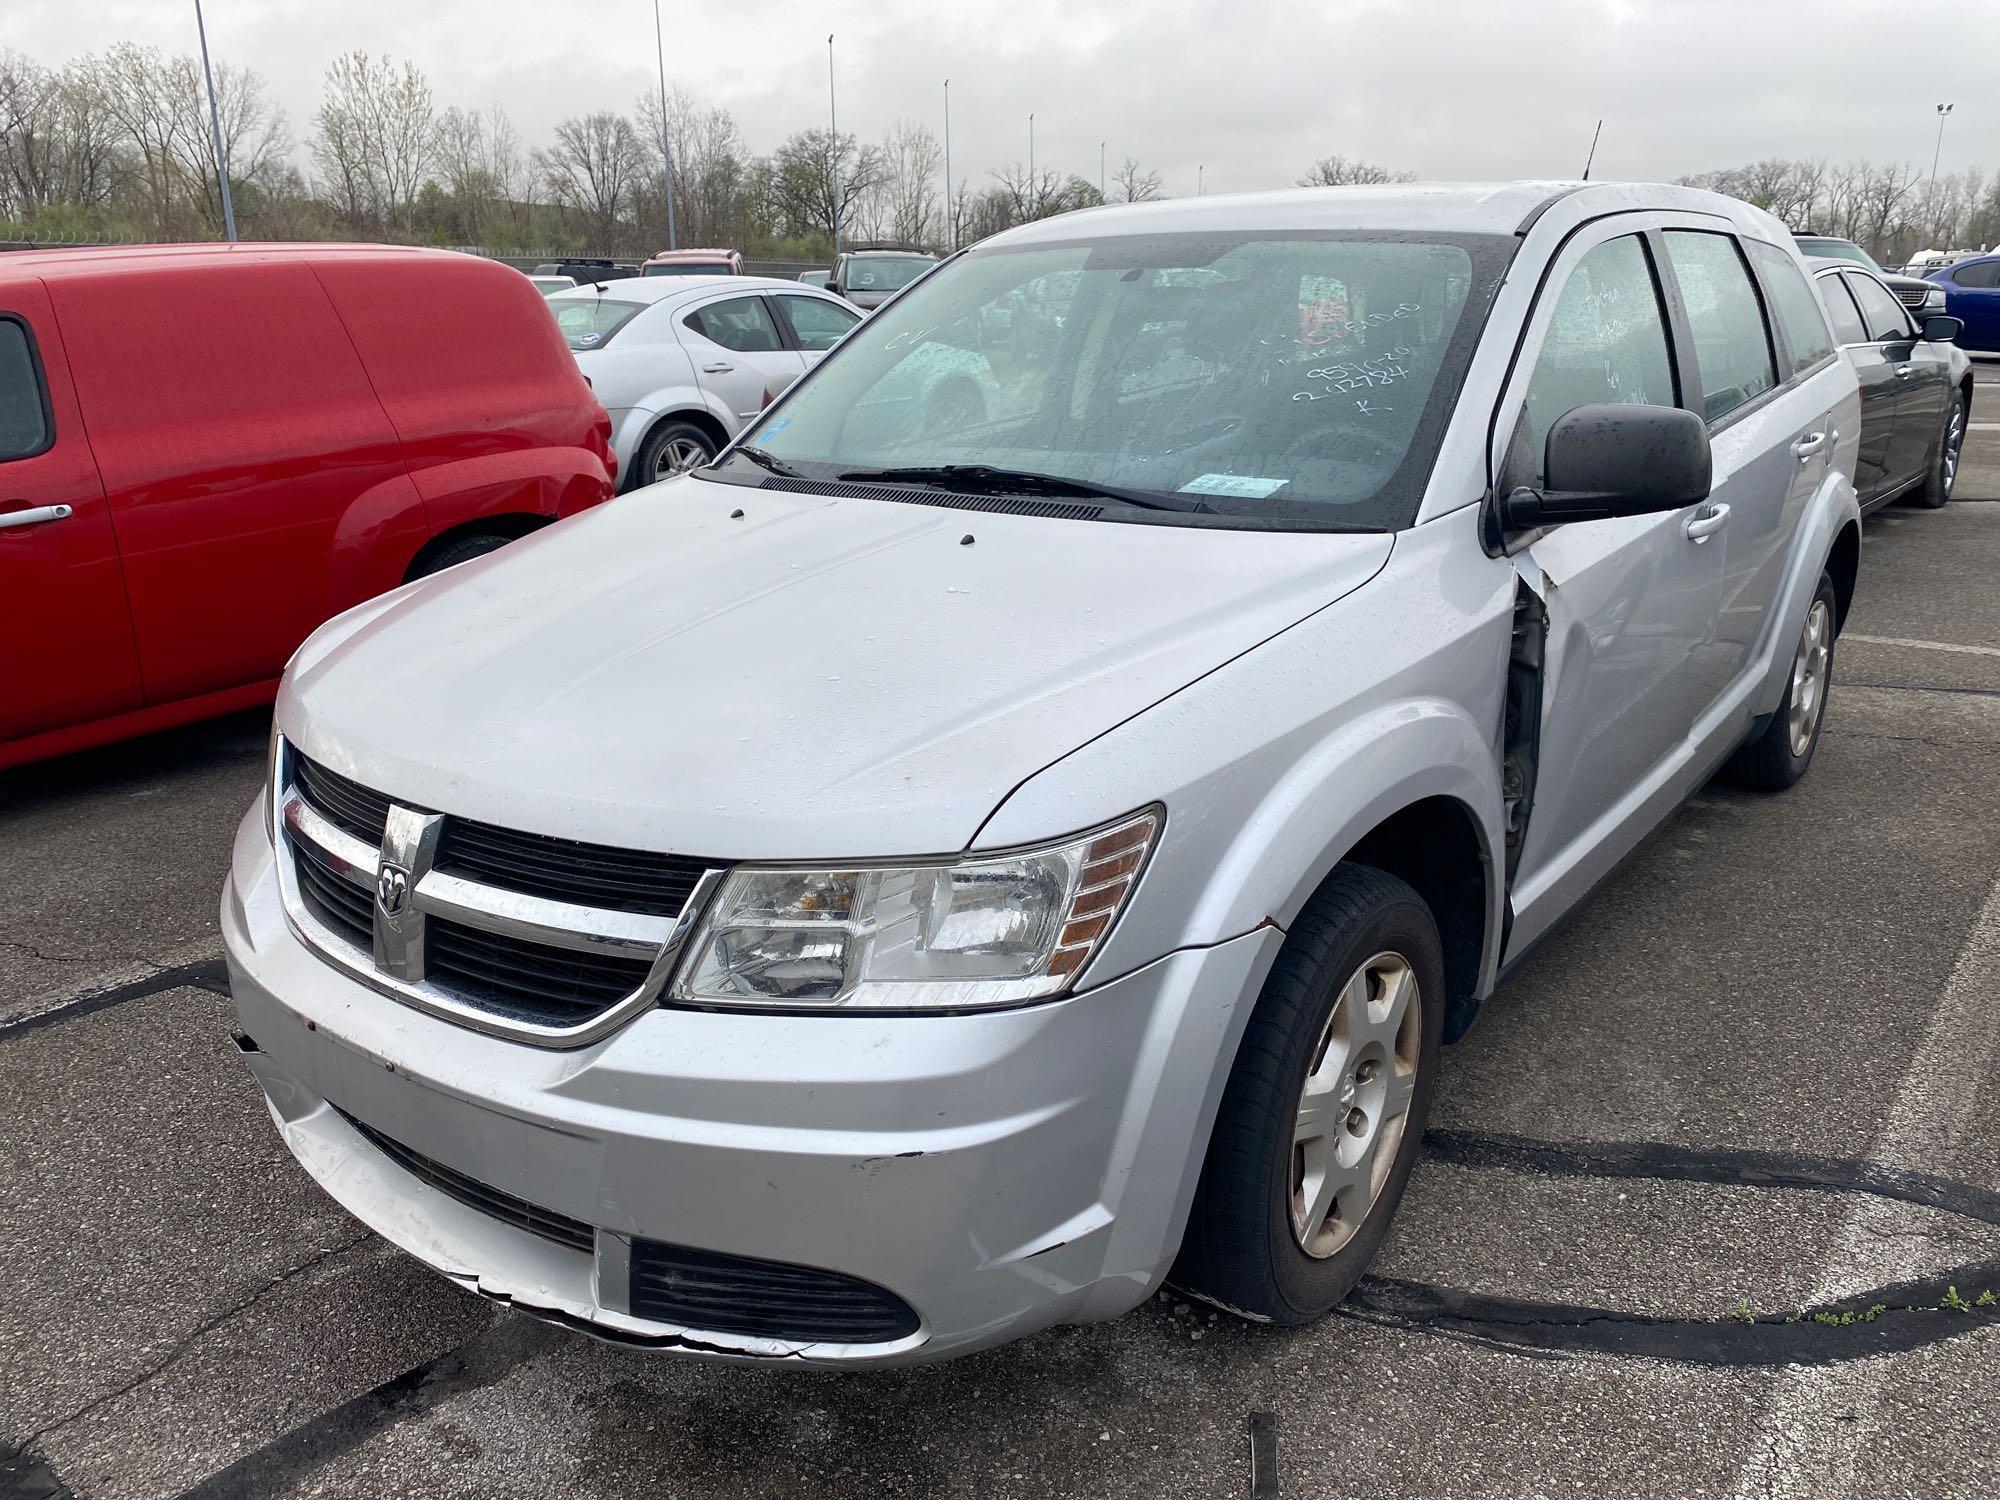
[221,801,1279,1366]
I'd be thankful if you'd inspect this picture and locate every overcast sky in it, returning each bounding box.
[13,0,1999,202]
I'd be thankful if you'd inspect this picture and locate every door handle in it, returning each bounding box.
[0,503,74,531]
[703,362,735,373]
[1684,502,1730,542]
[1894,363,1914,379]
[1791,431,1826,460]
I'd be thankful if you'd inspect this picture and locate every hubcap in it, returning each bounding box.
[1290,951,1422,1258]
[1787,598,1832,758]
[655,436,711,480]
[1942,406,1962,497]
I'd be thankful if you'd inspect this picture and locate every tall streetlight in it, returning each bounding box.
[1197,164,1205,196]
[1100,141,1106,202]
[193,0,237,242]
[1928,103,1954,241]
[943,79,952,252]
[1028,113,1035,213]
[827,35,840,256]
[653,0,678,250]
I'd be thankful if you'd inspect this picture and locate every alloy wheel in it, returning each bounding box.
[1787,598,1832,758]
[1942,404,1963,499]
[654,436,712,481]
[1290,951,1422,1258]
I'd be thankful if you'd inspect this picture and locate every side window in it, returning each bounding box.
[1745,240,1834,375]
[683,297,783,353]
[1520,234,1677,482]
[0,318,52,460]
[777,295,860,352]
[1815,274,1868,346]
[1846,274,1913,342]
[1663,231,1777,423]
[1951,260,1999,288]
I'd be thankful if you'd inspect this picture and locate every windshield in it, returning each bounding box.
[1797,238,1877,269]
[845,256,935,292]
[645,262,730,276]
[551,299,646,350]
[735,231,1509,530]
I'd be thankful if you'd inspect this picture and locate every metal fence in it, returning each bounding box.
[3,239,832,282]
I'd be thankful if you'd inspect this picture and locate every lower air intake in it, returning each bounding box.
[628,1238,920,1344]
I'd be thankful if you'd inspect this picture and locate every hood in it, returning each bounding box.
[281,480,1392,859]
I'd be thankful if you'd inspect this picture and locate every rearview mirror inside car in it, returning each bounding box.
[1498,404,1712,533]
[1921,314,1964,343]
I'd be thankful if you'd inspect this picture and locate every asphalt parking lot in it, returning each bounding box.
[5,362,1999,1500]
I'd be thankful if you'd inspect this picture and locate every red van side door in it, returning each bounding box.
[51,260,427,706]
[0,282,143,742]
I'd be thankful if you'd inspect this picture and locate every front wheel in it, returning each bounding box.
[632,420,717,491]
[1726,572,1837,790]
[1175,865,1444,1324]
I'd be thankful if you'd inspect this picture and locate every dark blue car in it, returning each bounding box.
[1928,254,2000,353]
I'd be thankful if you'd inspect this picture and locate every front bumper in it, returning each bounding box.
[222,801,1278,1366]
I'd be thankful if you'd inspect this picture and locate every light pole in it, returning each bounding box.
[1928,103,1954,242]
[1197,164,1204,197]
[828,35,840,257]
[653,0,677,250]
[943,78,952,252]
[1100,141,1106,202]
[193,0,237,242]
[1028,113,1035,215]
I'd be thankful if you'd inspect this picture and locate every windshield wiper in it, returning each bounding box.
[835,463,1207,513]
[732,445,805,479]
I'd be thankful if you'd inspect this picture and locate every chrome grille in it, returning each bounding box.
[277,744,723,1046]
[1894,284,1932,309]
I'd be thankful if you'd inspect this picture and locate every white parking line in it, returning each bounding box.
[1843,633,2000,659]
[1729,865,2000,1499]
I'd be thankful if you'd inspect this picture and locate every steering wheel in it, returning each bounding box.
[1281,423,1403,466]
[1163,413,1246,456]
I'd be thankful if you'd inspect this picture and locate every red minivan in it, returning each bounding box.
[0,243,616,770]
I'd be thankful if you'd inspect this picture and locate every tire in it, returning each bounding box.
[1911,390,1964,509]
[631,420,717,491]
[1725,572,1838,790]
[409,531,512,579]
[1175,865,1445,1324]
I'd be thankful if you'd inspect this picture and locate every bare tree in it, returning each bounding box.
[312,52,435,232]
[537,111,646,248]
[1111,156,1163,204]
[1298,154,1414,187]
[635,86,751,250]
[769,128,882,244]
[877,119,943,247]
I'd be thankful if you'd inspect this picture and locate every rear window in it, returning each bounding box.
[644,262,731,277]
[1663,231,1777,423]
[844,257,934,292]
[553,299,647,350]
[1745,240,1835,375]
[0,318,50,459]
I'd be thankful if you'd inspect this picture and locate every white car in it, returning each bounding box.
[527,274,576,296]
[547,277,861,490]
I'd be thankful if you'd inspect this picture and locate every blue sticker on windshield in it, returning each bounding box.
[762,418,791,436]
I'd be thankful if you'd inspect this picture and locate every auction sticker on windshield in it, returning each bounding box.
[1180,473,1289,499]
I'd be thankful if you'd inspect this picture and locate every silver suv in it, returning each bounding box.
[225,182,1863,1366]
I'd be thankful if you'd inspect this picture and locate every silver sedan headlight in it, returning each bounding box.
[671,809,1160,1011]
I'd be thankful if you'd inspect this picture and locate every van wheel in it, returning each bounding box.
[410,532,512,579]
[1912,392,1964,509]
[634,420,717,489]
[1175,865,1444,1324]
[1726,573,1837,790]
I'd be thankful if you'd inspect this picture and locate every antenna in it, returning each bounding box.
[1582,119,1603,182]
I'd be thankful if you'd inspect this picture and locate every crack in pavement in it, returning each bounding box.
[5,1230,379,1466]
[0,957,230,1040]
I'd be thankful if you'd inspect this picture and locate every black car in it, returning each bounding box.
[1807,257,1971,512]
[529,258,640,284]
[1794,235,1949,320]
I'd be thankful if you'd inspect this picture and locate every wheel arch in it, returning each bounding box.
[403,513,552,583]
[628,407,729,491]
[1825,517,1860,632]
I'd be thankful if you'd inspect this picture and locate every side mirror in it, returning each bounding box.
[1499,404,1712,532]
[1922,314,1963,343]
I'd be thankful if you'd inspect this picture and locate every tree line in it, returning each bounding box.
[0,43,1187,258]
[1678,157,2000,263]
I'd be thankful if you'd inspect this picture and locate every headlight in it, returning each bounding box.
[672,809,1160,1011]
[1925,287,1946,310]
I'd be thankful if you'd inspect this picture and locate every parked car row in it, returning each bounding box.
[223,181,1881,1369]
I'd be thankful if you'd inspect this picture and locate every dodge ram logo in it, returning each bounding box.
[376,862,411,918]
